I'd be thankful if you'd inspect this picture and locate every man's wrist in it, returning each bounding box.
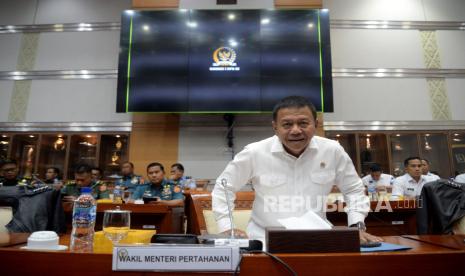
[350,221,367,232]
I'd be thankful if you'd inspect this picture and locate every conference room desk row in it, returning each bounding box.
[1,233,464,275]
[185,191,419,236]
[58,191,419,237]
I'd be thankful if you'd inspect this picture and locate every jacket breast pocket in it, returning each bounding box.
[259,175,287,189]
[311,171,336,186]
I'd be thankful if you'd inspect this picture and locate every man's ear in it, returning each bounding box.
[314,118,319,129]
[272,121,277,132]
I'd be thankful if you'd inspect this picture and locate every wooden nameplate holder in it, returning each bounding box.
[266,226,360,253]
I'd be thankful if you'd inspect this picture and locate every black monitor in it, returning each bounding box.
[116,9,333,113]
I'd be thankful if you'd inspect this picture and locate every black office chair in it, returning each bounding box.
[417,179,465,234]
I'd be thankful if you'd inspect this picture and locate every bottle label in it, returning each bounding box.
[73,204,96,226]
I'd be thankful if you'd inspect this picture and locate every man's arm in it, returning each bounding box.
[333,146,382,243]
[212,146,253,234]
[334,146,369,226]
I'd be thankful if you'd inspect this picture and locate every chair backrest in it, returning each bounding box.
[189,191,255,235]
[453,215,465,234]
[0,207,13,234]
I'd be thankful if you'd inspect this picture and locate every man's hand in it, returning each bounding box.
[219,228,248,239]
[359,230,383,243]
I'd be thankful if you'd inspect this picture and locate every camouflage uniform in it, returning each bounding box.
[61,180,110,199]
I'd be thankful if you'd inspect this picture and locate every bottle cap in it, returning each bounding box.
[81,187,92,194]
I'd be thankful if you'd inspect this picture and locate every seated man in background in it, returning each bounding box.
[44,167,60,184]
[170,163,196,190]
[420,158,440,181]
[391,157,434,200]
[0,159,24,186]
[61,164,109,201]
[362,164,394,191]
[91,167,103,182]
[44,167,63,190]
[132,162,183,206]
[115,161,144,192]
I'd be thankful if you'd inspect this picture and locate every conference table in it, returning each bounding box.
[1,233,464,275]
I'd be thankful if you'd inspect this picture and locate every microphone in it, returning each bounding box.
[221,178,235,239]
[209,178,262,251]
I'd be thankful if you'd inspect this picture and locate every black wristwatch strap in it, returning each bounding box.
[350,221,367,231]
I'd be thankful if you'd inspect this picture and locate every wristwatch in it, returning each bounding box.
[350,221,367,232]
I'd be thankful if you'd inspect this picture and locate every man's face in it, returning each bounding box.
[170,167,183,181]
[420,160,430,175]
[91,169,101,181]
[75,172,92,187]
[1,163,18,180]
[405,159,423,179]
[272,107,317,157]
[45,168,57,180]
[121,163,133,176]
[370,171,382,181]
[147,166,165,184]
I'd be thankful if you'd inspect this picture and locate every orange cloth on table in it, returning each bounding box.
[93,229,156,253]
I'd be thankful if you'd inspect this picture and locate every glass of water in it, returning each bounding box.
[103,206,131,245]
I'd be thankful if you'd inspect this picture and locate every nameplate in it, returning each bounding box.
[112,245,240,271]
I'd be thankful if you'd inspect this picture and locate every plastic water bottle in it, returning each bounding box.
[184,176,196,190]
[367,184,378,201]
[113,185,123,203]
[70,187,97,252]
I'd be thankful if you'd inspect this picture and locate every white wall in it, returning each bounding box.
[0,0,131,123]
[0,82,14,120]
[325,0,465,122]
[26,79,130,122]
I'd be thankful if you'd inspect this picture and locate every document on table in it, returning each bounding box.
[277,210,332,230]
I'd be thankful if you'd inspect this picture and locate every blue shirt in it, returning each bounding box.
[132,179,183,201]
[116,174,144,192]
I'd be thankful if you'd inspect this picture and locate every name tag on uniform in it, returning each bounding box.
[112,245,240,271]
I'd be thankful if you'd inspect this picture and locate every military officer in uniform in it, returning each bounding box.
[115,162,144,192]
[61,164,110,201]
[132,162,183,206]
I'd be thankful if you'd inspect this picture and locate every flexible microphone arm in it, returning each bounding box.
[221,178,235,239]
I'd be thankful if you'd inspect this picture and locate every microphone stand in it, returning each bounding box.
[221,178,235,239]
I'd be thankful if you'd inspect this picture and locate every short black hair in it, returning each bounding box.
[369,163,382,172]
[421,158,430,164]
[122,161,134,168]
[272,96,317,122]
[92,167,103,175]
[171,163,184,172]
[74,164,92,174]
[147,162,164,172]
[46,167,60,175]
[404,157,421,167]
[0,159,17,168]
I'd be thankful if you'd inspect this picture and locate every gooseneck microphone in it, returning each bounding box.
[221,178,235,239]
